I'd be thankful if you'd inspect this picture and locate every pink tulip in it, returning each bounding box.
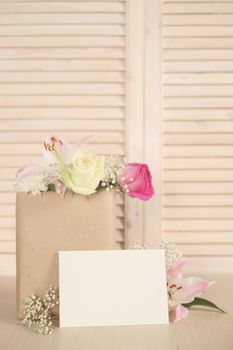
[119,163,154,201]
[167,257,215,322]
[16,165,43,180]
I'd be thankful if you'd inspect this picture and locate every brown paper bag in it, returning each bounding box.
[16,191,116,319]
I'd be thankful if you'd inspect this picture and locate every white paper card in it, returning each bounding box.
[59,250,168,328]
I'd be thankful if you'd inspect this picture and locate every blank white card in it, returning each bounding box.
[59,250,168,327]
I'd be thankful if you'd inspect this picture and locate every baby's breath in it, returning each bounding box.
[160,241,182,270]
[22,285,59,335]
[97,155,125,193]
[16,164,62,196]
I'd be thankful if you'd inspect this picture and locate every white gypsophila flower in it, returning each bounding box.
[100,154,125,192]
[42,163,62,183]
[132,241,149,249]
[159,240,182,270]
[16,164,63,196]
[16,174,48,196]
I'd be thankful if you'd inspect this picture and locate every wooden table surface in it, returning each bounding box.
[0,275,232,350]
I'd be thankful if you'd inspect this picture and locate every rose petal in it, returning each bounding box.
[119,163,154,201]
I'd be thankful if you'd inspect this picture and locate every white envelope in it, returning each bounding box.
[59,250,169,327]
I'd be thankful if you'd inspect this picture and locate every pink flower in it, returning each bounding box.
[167,257,215,322]
[51,179,66,199]
[42,135,71,164]
[119,163,154,201]
[16,165,43,180]
[42,133,96,164]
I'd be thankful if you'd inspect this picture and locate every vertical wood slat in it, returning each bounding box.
[124,0,144,248]
[144,0,162,248]
[161,0,233,261]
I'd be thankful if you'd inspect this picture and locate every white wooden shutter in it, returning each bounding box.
[161,0,233,272]
[0,0,146,275]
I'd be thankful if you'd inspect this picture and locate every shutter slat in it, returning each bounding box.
[0,72,124,82]
[163,220,233,231]
[0,48,125,59]
[0,108,124,119]
[163,146,233,157]
[163,110,233,121]
[163,61,233,73]
[163,15,233,25]
[164,85,233,96]
[0,96,125,107]
[0,2,126,13]
[164,73,233,85]
[0,60,125,71]
[163,170,233,182]
[0,13,125,24]
[163,195,233,207]
[0,36,125,47]
[0,83,125,95]
[163,183,233,194]
[164,121,233,133]
[162,3,233,14]
[163,207,233,219]
[163,158,233,170]
[0,131,124,143]
[163,50,233,61]
[0,24,125,36]
[164,232,233,244]
[0,119,124,131]
[164,98,233,108]
[163,26,233,37]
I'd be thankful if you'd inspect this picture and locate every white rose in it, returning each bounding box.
[62,150,105,195]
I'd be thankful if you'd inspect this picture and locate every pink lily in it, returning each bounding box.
[42,135,71,164]
[16,165,43,180]
[51,179,66,199]
[167,257,215,322]
[42,133,96,164]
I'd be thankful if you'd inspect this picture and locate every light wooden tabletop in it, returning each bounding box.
[0,275,232,350]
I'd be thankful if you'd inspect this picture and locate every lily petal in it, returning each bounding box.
[75,133,96,149]
[42,135,71,164]
[16,165,43,180]
[52,179,66,199]
[169,305,189,323]
[167,256,189,282]
[169,277,215,307]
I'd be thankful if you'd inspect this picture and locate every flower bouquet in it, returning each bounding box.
[16,134,154,319]
[16,134,154,200]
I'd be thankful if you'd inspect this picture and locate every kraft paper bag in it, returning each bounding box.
[16,191,116,319]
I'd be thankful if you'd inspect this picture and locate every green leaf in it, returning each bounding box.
[182,297,226,313]
[47,183,56,192]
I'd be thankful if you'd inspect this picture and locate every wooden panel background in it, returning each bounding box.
[1,0,233,275]
[0,0,129,275]
[161,0,233,270]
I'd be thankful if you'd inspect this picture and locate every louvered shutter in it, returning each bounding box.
[161,0,233,272]
[0,0,145,275]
